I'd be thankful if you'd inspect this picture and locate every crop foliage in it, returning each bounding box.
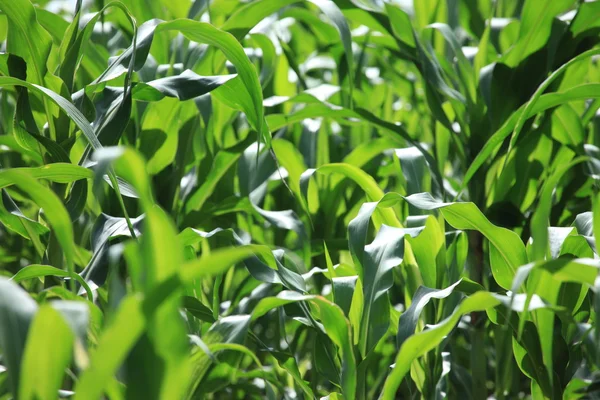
[1,0,600,399]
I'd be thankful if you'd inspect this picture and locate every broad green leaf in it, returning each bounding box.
[133,204,191,400]
[157,19,268,145]
[182,296,215,323]
[80,213,143,288]
[11,264,93,300]
[382,292,502,399]
[594,193,600,258]
[570,1,600,36]
[511,258,600,291]
[355,192,528,289]
[187,315,252,396]
[139,97,181,175]
[359,225,412,354]
[0,170,76,281]
[74,295,146,400]
[414,0,447,30]
[92,147,154,209]
[249,33,277,88]
[184,146,245,214]
[0,164,92,189]
[397,280,462,348]
[332,276,358,316]
[0,189,48,246]
[253,291,356,399]
[395,147,431,196]
[300,163,401,228]
[343,138,398,168]
[406,215,446,288]
[463,48,600,191]
[132,71,237,102]
[56,2,136,92]
[551,104,585,147]
[0,76,100,148]
[384,3,416,49]
[222,0,302,39]
[425,23,477,103]
[0,0,53,84]
[308,0,355,105]
[19,305,74,400]
[271,139,309,204]
[503,0,575,67]
[0,277,38,398]
[180,245,275,283]
[407,194,528,290]
[530,157,588,261]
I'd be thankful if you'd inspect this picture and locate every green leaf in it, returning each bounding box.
[308,0,355,105]
[139,97,181,175]
[570,1,600,37]
[249,33,277,88]
[530,157,588,261]
[463,49,600,191]
[342,138,399,169]
[352,192,528,290]
[0,189,49,245]
[406,193,529,289]
[0,0,53,84]
[332,276,358,316]
[0,277,38,398]
[80,213,143,288]
[512,258,600,291]
[183,296,215,323]
[74,295,146,400]
[19,305,74,400]
[0,76,100,148]
[187,315,252,396]
[222,0,302,39]
[252,291,356,399]
[132,71,237,102]
[358,225,407,354]
[156,19,268,146]
[0,170,77,283]
[133,204,192,399]
[300,163,401,228]
[180,245,275,283]
[384,3,416,49]
[407,215,446,288]
[550,104,585,147]
[92,147,154,208]
[184,146,244,214]
[397,280,462,348]
[11,264,93,301]
[395,146,431,196]
[382,292,502,399]
[0,164,92,189]
[502,0,575,67]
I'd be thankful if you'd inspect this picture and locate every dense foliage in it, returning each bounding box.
[1,0,600,398]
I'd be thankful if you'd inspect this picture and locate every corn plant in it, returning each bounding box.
[1,0,600,398]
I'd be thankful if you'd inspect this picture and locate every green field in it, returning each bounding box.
[1,0,600,398]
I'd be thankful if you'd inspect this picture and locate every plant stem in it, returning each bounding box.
[108,170,137,239]
[469,230,487,399]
